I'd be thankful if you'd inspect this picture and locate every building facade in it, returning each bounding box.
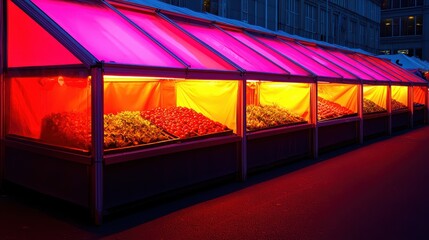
[380,0,428,60]
[159,0,381,54]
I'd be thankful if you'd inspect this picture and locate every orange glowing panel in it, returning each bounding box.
[7,0,81,67]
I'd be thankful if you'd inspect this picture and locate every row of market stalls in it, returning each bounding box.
[1,0,428,223]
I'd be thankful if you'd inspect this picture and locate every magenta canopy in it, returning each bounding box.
[222,28,313,79]
[253,35,343,80]
[31,0,185,69]
[116,7,236,72]
[173,19,288,76]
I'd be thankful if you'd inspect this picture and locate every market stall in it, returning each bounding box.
[2,0,428,224]
[3,0,244,223]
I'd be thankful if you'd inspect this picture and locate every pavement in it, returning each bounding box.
[1,125,429,240]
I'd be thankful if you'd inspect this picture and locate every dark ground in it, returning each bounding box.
[1,126,429,240]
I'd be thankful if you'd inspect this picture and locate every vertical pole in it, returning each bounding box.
[90,66,104,225]
[387,85,392,135]
[409,86,414,128]
[0,0,6,192]
[425,86,429,124]
[238,79,247,181]
[358,84,364,144]
[311,82,318,160]
[265,0,268,29]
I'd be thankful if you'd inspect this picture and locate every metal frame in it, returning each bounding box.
[90,66,104,225]
[0,0,6,191]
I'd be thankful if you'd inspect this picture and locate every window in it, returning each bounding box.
[416,15,423,35]
[417,0,423,6]
[415,48,422,59]
[320,9,327,41]
[392,17,400,36]
[349,20,357,47]
[381,18,392,37]
[382,0,391,9]
[304,3,316,35]
[401,0,415,8]
[393,0,400,8]
[278,0,299,34]
[242,0,248,23]
[402,16,415,35]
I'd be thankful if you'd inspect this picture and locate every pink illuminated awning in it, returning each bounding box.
[253,36,343,80]
[31,0,185,69]
[116,7,237,71]
[329,50,393,82]
[173,19,288,77]
[283,41,359,81]
[296,43,375,81]
[221,28,313,79]
[356,54,428,85]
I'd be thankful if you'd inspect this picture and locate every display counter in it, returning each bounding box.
[4,72,242,209]
[245,81,313,171]
[391,85,411,131]
[317,83,360,152]
[362,85,389,139]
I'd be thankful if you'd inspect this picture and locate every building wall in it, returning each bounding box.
[380,0,428,60]
[160,0,381,54]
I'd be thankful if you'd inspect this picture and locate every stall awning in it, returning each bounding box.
[171,17,291,80]
[29,0,186,70]
[217,26,314,81]
[113,5,237,72]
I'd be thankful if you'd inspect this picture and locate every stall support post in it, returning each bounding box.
[409,86,414,129]
[237,80,246,181]
[311,83,318,160]
[424,87,429,124]
[90,66,104,225]
[387,85,392,135]
[0,0,5,192]
[358,84,363,144]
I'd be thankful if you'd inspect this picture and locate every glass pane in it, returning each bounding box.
[226,30,312,77]
[310,47,374,80]
[31,0,184,68]
[286,42,358,80]
[7,74,91,151]
[416,15,423,35]
[256,36,343,79]
[7,0,81,67]
[174,20,286,74]
[116,8,235,71]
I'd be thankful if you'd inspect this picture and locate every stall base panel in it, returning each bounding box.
[391,112,410,132]
[4,147,90,207]
[247,129,312,171]
[413,109,425,126]
[363,116,389,140]
[318,121,359,153]
[104,143,238,209]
